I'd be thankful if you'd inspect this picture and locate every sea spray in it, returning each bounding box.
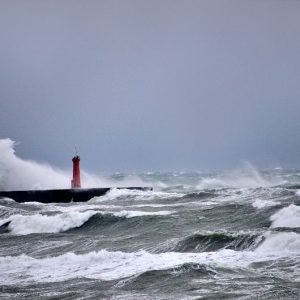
[197,162,283,189]
[0,139,69,190]
[270,204,300,228]
[0,138,148,191]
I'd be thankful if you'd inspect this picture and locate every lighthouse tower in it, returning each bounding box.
[71,156,81,188]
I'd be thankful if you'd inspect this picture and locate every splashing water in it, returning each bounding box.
[0,138,148,191]
[197,162,284,189]
[0,138,300,299]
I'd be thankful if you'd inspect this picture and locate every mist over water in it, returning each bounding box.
[0,138,300,299]
[0,139,147,191]
[0,139,69,190]
[0,138,287,192]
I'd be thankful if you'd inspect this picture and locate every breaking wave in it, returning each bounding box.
[0,249,261,285]
[0,211,98,234]
[251,205,300,253]
[0,209,173,235]
[0,139,70,190]
[91,188,183,202]
[255,232,300,253]
[174,231,263,252]
[252,199,278,209]
[1,230,299,286]
[0,250,226,285]
[270,204,300,228]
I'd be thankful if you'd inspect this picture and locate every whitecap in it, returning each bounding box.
[0,249,257,285]
[0,209,173,235]
[91,188,183,202]
[113,210,173,218]
[270,204,300,228]
[252,199,278,209]
[0,210,97,234]
[256,232,300,253]
[1,243,298,286]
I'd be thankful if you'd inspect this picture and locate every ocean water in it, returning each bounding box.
[0,140,300,299]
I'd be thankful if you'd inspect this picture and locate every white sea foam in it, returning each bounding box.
[0,210,98,234]
[129,200,218,208]
[256,232,300,253]
[130,203,188,208]
[91,188,183,202]
[0,209,173,235]
[26,202,123,213]
[49,205,174,218]
[113,210,172,218]
[252,199,278,209]
[0,250,258,285]
[0,236,299,286]
[270,204,300,228]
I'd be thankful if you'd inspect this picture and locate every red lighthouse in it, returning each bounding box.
[71,156,81,188]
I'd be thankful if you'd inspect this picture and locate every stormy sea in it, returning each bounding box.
[0,141,299,299]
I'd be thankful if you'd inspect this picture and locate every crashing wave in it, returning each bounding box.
[0,209,173,235]
[91,188,183,202]
[0,138,149,191]
[1,234,299,286]
[270,204,300,228]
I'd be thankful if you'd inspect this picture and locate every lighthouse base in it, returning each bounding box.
[0,187,152,203]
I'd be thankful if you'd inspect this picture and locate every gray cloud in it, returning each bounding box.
[0,0,300,172]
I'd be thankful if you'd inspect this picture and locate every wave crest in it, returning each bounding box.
[0,209,173,235]
[270,204,300,228]
[0,210,97,234]
[1,238,299,286]
[91,188,183,202]
[174,232,262,252]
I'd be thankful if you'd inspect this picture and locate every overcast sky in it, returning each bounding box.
[0,0,300,173]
